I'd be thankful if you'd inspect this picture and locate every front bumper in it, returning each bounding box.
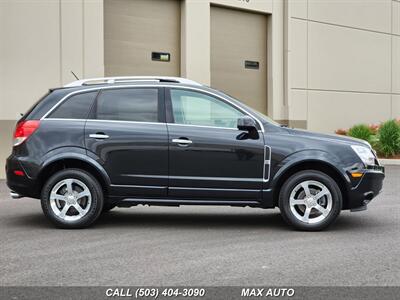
[347,166,385,210]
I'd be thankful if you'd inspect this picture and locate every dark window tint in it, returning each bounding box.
[48,91,97,119]
[96,89,159,122]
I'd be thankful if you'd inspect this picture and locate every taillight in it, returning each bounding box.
[13,120,40,146]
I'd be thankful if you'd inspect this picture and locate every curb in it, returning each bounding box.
[378,159,400,166]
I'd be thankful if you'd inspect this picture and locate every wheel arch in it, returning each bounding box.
[271,159,350,209]
[37,155,110,197]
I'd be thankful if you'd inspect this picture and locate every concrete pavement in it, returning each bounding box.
[0,167,399,286]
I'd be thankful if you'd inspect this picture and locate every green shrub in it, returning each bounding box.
[348,124,373,143]
[377,120,400,157]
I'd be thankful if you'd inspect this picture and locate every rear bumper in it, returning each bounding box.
[6,154,40,199]
[347,166,385,210]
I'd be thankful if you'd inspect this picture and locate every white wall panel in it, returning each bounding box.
[393,36,400,94]
[289,0,308,19]
[61,0,83,85]
[308,91,391,133]
[289,89,308,120]
[308,22,391,93]
[392,95,400,118]
[83,0,104,79]
[394,0,400,35]
[0,0,60,119]
[290,18,308,88]
[308,0,392,33]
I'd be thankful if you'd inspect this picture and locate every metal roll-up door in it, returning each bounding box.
[211,6,268,114]
[104,0,181,76]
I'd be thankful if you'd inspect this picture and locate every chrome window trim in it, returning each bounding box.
[43,118,260,132]
[43,118,165,126]
[86,119,164,126]
[167,122,262,132]
[41,118,86,122]
[168,123,236,131]
[41,84,265,132]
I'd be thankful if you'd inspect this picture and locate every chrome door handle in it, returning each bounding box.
[172,138,192,145]
[89,133,109,139]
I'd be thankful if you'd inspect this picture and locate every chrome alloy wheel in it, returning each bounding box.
[49,178,92,222]
[289,180,332,224]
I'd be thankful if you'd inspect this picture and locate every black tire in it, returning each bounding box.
[41,168,104,229]
[102,203,116,213]
[278,170,342,231]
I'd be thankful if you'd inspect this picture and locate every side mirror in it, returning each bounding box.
[237,116,257,131]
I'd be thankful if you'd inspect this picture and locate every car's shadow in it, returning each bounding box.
[96,209,288,230]
[9,208,377,232]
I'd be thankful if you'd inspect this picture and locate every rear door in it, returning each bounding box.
[166,88,265,200]
[84,87,168,197]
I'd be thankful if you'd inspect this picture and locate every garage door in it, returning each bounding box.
[211,6,268,114]
[104,0,180,76]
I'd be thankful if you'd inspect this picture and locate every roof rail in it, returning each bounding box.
[64,76,202,87]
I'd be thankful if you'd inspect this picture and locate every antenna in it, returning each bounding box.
[71,71,79,80]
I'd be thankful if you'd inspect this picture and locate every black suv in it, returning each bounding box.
[6,76,384,230]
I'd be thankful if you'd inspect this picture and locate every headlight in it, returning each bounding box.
[351,145,375,166]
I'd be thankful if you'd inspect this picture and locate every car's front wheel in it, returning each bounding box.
[41,169,104,229]
[278,170,342,231]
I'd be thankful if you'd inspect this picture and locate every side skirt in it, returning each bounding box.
[115,198,264,208]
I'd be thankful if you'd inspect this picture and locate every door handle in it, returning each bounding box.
[89,133,109,139]
[172,138,192,146]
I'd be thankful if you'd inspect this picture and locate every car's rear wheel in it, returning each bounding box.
[278,170,342,231]
[41,169,104,229]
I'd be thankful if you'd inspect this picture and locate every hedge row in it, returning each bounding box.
[335,119,400,158]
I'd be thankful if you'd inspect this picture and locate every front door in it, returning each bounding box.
[84,87,168,197]
[166,88,265,200]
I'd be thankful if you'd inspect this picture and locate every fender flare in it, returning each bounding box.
[270,149,351,192]
[38,147,111,186]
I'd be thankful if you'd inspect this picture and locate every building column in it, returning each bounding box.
[181,0,211,85]
[269,0,288,123]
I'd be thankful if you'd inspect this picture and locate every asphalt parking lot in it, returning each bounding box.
[0,166,399,287]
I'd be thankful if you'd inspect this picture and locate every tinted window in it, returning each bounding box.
[96,89,159,122]
[170,89,244,128]
[48,91,97,119]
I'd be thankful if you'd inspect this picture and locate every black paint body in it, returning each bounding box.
[6,82,385,210]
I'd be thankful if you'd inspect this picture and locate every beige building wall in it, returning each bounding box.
[287,0,400,132]
[0,0,104,179]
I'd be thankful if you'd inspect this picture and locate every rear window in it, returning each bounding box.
[47,91,97,119]
[94,88,159,122]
